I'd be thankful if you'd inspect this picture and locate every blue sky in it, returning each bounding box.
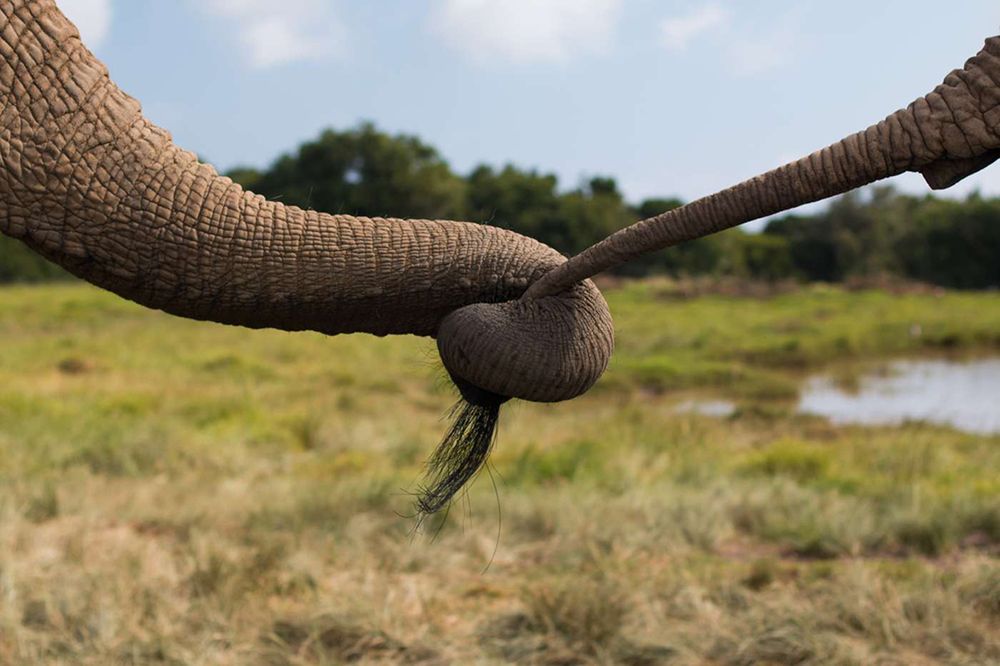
[59,0,1000,222]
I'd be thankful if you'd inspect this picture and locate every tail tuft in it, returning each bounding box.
[415,387,506,517]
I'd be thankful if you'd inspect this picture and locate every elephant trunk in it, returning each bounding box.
[0,0,613,404]
[525,36,1000,299]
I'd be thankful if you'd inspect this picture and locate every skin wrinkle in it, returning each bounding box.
[911,98,939,159]
[204,185,240,312]
[963,57,1000,132]
[961,71,994,148]
[898,103,923,163]
[821,139,842,187]
[937,87,976,158]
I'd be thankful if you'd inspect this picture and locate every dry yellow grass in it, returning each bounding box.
[0,281,997,664]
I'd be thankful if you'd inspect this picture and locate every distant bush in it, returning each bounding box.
[894,195,1000,288]
[763,187,1000,288]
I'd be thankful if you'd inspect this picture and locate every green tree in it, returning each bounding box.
[633,197,683,220]
[464,164,565,249]
[224,167,262,192]
[724,232,794,281]
[557,177,638,255]
[229,123,466,220]
[896,195,1000,288]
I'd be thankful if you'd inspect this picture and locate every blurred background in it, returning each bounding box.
[1,2,998,664]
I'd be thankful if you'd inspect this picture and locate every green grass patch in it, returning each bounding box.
[0,281,996,663]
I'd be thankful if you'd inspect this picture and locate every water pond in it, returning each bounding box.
[798,357,1000,435]
[671,357,1000,435]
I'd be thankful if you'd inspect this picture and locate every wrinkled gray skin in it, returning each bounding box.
[2,0,999,405]
[0,0,613,403]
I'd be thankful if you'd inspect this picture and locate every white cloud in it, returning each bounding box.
[430,0,624,65]
[199,0,346,68]
[659,4,729,52]
[658,3,800,77]
[728,33,794,77]
[58,0,112,49]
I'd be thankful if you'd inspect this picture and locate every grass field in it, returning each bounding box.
[0,280,997,665]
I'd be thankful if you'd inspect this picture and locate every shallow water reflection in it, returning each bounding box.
[673,399,736,418]
[798,358,1000,435]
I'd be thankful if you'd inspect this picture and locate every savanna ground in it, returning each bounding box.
[0,279,997,665]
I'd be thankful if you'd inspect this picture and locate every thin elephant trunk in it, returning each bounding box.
[525,36,1000,299]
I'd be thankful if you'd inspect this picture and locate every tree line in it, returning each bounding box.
[3,123,998,288]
